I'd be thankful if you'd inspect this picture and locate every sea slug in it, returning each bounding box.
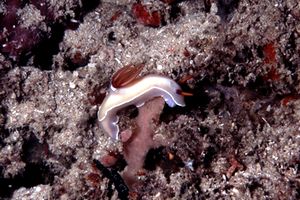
[98,65,186,140]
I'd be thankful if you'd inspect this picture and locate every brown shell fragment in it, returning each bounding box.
[111,64,144,88]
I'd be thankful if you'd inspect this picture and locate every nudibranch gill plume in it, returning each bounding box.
[98,65,186,140]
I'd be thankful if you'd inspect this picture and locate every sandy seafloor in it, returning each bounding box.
[0,0,299,199]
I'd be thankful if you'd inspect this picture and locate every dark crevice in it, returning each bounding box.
[0,132,56,198]
[21,133,50,164]
[32,23,65,70]
[160,78,211,123]
[79,0,102,21]
[246,76,272,97]
[247,178,264,197]
[282,32,298,82]
[144,147,184,182]
[233,46,253,63]
[0,162,54,198]
[204,0,212,13]
[216,0,240,22]
[202,146,217,169]
[108,31,116,42]
[63,52,90,71]
[169,4,182,22]
[0,129,9,148]
[0,0,101,70]
[144,146,165,171]
[0,106,8,148]
[256,45,264,58]
[33,0,101,70]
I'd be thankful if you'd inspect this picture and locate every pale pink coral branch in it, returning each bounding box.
[122,97,165,188]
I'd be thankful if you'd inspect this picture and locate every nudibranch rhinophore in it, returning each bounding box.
[98,65,186,140]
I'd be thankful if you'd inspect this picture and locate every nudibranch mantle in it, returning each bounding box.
[98,75,185,140]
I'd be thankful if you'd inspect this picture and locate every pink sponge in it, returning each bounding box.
[122,97,165,188]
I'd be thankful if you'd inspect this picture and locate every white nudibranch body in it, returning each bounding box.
[98,75,185,140]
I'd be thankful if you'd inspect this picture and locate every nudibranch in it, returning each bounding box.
[98,65,186,140]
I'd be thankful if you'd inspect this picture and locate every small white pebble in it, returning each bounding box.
[6,145,12,151]
[232,188,240,195]
[73,71,79,77]
[69,82,76,89]
[70,19,79,23]
[157,64,163,70]
[266,105,271,112]
[222,174,227,181]
[211,3,218,14]
[154,192,161,199]
[35,186,42,192]
[87,63,96,68]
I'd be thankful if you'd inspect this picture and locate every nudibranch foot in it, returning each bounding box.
[102,113,120,140]
[165,98,177,107]
[136,102,145,108]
